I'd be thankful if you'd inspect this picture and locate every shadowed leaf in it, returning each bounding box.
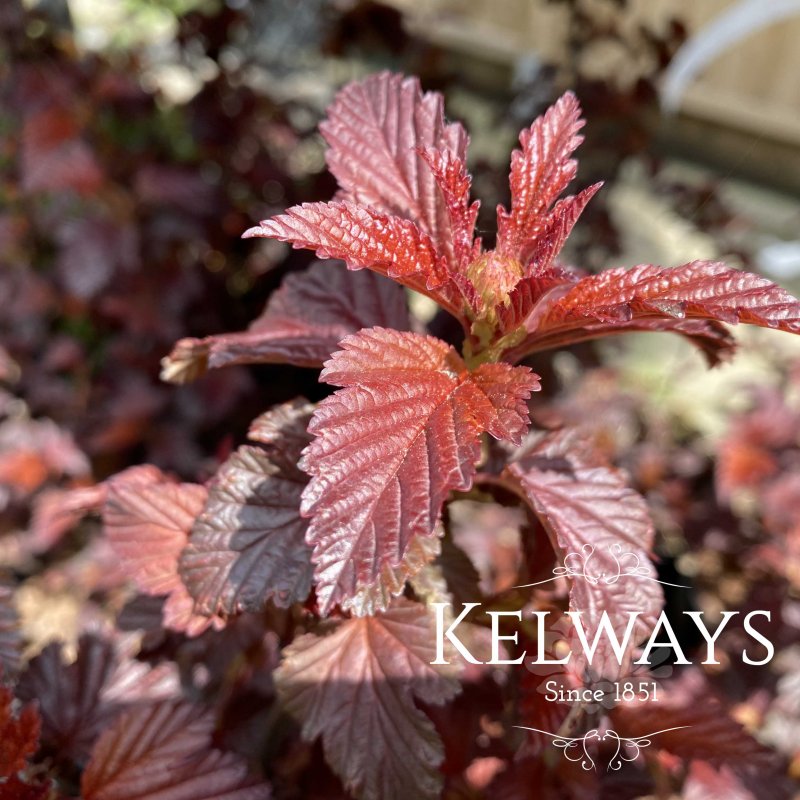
[15,635,180,761]
[244,200,467,321]
[179,402,314,615]
[275,599,459,800]
[0,685,40,778]
[0,583,21,675]
[82,700,271,800]
[161,263,409,383]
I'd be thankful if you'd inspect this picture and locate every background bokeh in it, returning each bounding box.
[1,1,800,797]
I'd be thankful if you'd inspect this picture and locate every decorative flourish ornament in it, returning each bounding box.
[514,543,690,589]
[514,725,691,771]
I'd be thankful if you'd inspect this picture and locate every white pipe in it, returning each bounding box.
[660,0,800,113]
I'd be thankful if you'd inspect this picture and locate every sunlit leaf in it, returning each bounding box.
[301,327,538,613]
[320,71,468,271]
[514,261,800,362]
[496,92,584,263]
[504,429,663,677]
[103,465,217,636]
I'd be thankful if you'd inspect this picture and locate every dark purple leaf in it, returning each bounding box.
[179,402,314,615]
[161,262,409,382]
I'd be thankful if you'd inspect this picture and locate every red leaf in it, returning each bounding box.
[160,262,409,383]
[496,92,585,262]
[494,265,579,337]
[416,146,480,275]
[515,261,800,361]
[490,185,601,331]
[319,71,468,272]
[82,700,271,800]
[0,777,52,800]
[244,200,467,321]
[521,184,601,275]
[179,403,313,615]
[103,466,217,636]
[300,328,539,614]
[274,599,459,800]
[504,429,663,678]
[0,686,40,778]
[15,635,180,761]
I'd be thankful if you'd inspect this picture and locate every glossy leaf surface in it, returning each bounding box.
[301,327,538,614]
[505,429,663,677]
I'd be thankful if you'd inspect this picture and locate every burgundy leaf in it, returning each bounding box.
[161,262,409,383]
[514,261,800,361]
[682,763,750,800]
[244,200,467,321]
[179,404,313,615]
[247,398,313,448]
[0,583,21,675]
[15,635,180,761]
[103,465,218,636]
[504,429,663,678]
[274,599,459,800]
[319,71,468,271]
[0,777,52,800]
[82,700,271,800]
[517,669,572,757]
[0,685,40,778]
[612,696,775,772]
[433,534,482,608]
[55,215,139,301]
[300,327,539,614]
[496,92,584,262]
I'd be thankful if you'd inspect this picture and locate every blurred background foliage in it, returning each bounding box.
[1,0,800,793]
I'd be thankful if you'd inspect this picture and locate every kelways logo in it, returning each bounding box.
[429,604,774,667]
[428,543,775,772]
[429,542,775,668]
